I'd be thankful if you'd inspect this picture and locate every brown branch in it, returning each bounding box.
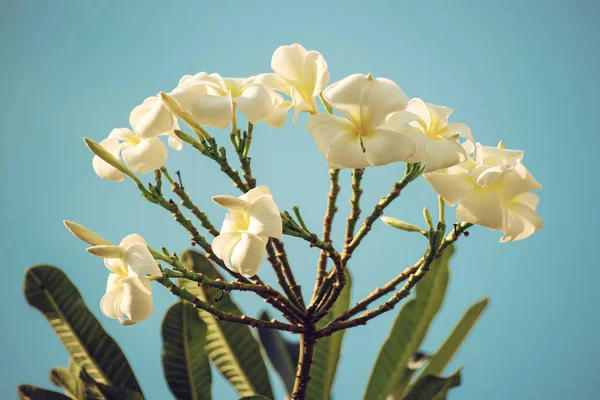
[266,240,306,312]
[344,168,365,247]
[171,181,220,237]
[290,333,317,399]
[273,239,305,309]
[313,168,341,299]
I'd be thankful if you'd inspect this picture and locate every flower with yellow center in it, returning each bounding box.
[306,73,421,168]
[424,142,543,242]
[211,186,282,277]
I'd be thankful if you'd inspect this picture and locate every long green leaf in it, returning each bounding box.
[415,297,488,382]
[79,368,143,400]
[180,250,273,399]
[237,396,272,400]
[23,265,142,393]
[50,366,85,399]
[257,310,299,394]
[363,246,454,400]
[162,301,212,400]
[18,385,72,400]
[306,271,352,400]
[402,369,462,400]
[65,359,105,400]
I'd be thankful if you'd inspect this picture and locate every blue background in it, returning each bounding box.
[1,0,597,399]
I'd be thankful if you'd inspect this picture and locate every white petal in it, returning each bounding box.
[104,258,127,275]
[119,275,153,323]
[476,143,524,166]
[500,202,543,243]
[190,94,233,129]
[247,194,282,239]
[262,101,291,128]
[362,128,417,166]
[307,114,356,157]
[87,245,123,258]
[322,74,368,125]
[220,212,245,233]
[119,234,147,248]
[359,77,408,128]
[121,138,167,174]
[92,138,126,182]
[100,285,122,319]
[381,110,423,131]
[255,73,292,94]
[240,186,271,202]
[494,163,542,201]
[230,233,267,277]
[440,122,473,143]
[170,83,209,111]
[235,84,280,123]
[167,134,183,151]
[212,195,249,211]
[130,97,174,139]
[422,137,468,173]
[326,132,369,169]
[473,165,505,187]
[305,50,330,97]
[290,86,317,120]
[271,44,308,86]
[456,188,503,230]
[108,127,136,141]
[424,170,474,205]
[123,242,161,276]
[513,192,540,209]
[406,99,432,131]
[211,232,240,260]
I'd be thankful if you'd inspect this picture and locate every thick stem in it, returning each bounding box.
[291,332,316,399]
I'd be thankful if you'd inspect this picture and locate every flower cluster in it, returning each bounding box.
[80,43,543,324]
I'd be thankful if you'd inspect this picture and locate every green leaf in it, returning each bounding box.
[79,368,144,400]
[64,359,105,400]
[306,271,352,400]
[23,265,142,394]
[415,297,488,382]
[50,366,85,399]
[17,385,72,400]
[237,396,272,400]
[402,369,462,400]
[180,250,273,399]
[363,246,454,400]
[162,301,212,400]
[257,310,299,394]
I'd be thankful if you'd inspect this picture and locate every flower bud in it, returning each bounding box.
[63,221,113,246]
[423,207,434,230]
[381,216,426,234]
[86,245,123,258]
[84,138,136,180]
[159,92,210,140]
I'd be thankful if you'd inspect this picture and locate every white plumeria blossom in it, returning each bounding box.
[130,96,183,150]
[92,127,168,180]
[257,43,330,124]
[211,186,282,277]
[387,98,474,172]
[425,143,543,242]
[170,73,283,130]
[306,73,423,169]
[87,234,161,325]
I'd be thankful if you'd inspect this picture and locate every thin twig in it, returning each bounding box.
[344,168,365,247]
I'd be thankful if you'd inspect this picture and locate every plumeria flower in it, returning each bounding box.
[425,142,543,242]
[211,186,282,277]
[130,96,183,150]
[87,234,161,325]
[257,43,330,123]
[306,73,422,169]
[385,99,474,172]
[92,127,168,181]
[170,73,283,130]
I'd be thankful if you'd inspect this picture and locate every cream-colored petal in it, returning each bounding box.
[326,132,369,169]
[440,122,473,143]
[422,137,468,173]
[456,188,503,230]
[406,99,432,132]
[246,194,282,239]
[500,202,543,243]
[230,233,268,277]
[92,138,126,182]
[119,275,153,323]
[211,232,240,260]
[305,51,330,97]
[106,273,122,293]
[362,128,417,166]
[119,233,146,248]
[473,165,505,187]
[235,84,281,123]
[255,73,292,95]
[307,114,356,158]
[262,101,292,128]
[190,93,233,129]
[476,143,524,166]
[220,212,245,233]
[271,44,307,87]
[381,110,423,131]
[170,83,209,111]
[240,186,271,202]
[424,170,474,206]
[121,138,167,175]
[494,163,542,201]
[130,97,174,139]
[104,258,127,276]
[322,74,368,125]
[513,192,540,209]
[123,242,161,276]
[212,196,249,211]
[87,245,123,258]
[108,127,136,141]
[360,77,409,128]
[100,285,122,319]
[290,86,317,123]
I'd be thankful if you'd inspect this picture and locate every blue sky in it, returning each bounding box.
[1,0,598,399]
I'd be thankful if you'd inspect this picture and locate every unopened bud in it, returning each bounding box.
[381,216,426,234]
[84,138,136,180]
[159,92,210,140]
[86,245,123,259]
[423,208,434,230]
[63,221,113,246]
